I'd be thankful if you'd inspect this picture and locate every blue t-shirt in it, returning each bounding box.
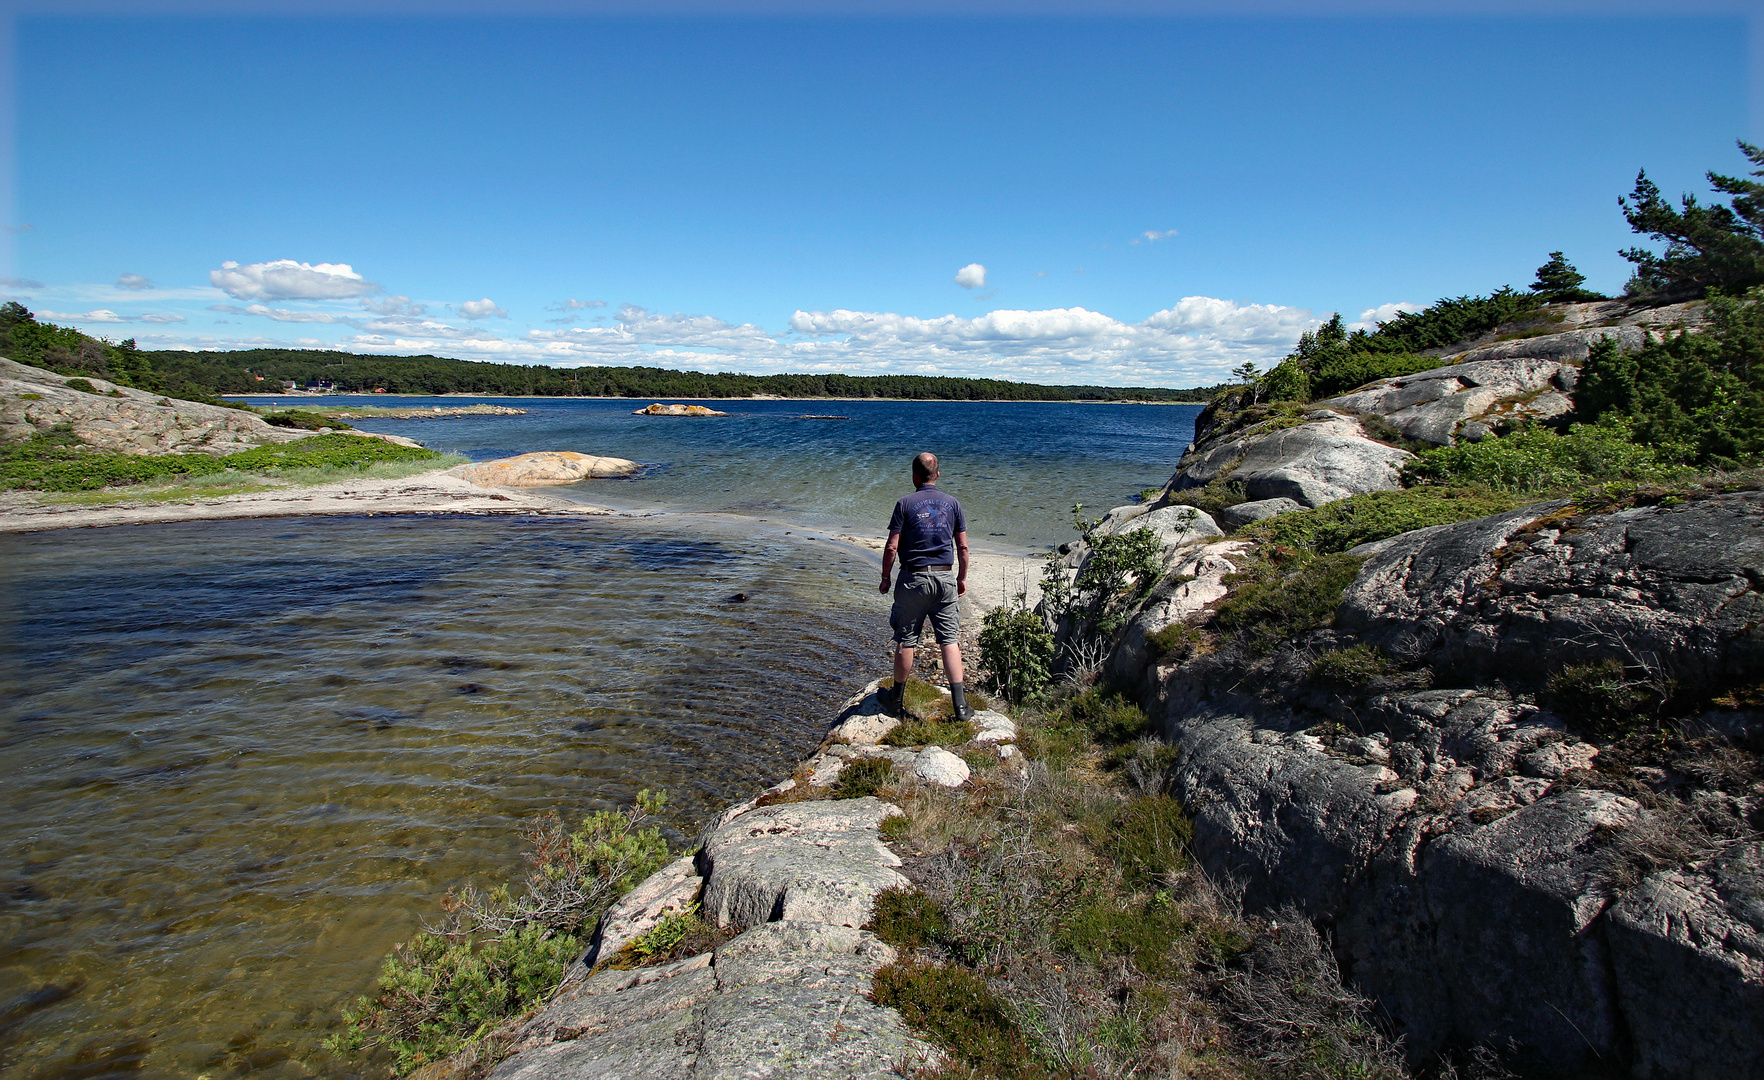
[888,484,966,567]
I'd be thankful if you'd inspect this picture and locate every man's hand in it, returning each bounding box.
[879,574,891,594]
[957,578,967,596]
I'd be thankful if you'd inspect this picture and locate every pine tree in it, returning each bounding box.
[1620,139,1764,299]
[1531,252,1600,302]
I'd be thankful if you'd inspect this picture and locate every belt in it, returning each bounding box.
[909,563,954,571]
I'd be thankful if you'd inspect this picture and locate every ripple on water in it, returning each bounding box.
[0,514,889,1079]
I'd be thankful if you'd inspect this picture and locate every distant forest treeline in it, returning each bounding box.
[138,348,1213,401]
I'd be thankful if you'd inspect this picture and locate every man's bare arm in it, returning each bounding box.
[881,532,900,594]
[955,530,969,596]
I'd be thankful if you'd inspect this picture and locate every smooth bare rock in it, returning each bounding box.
[1337,492,1764,689]
[1321,356,1574,446]
[1417,789,1640,1068]
[969,710,1017,745]
[1108,540,1251,685]
[1064,504,1224,572]
[450,450,639,487]
[912,746,970,787]
[633,402,729,417]
[0,355,308,455]
[493,922,932,1080]
[828,680,901,746]
[1437,324,1648,367]
[582,854,703,971]
[1216,496,1305,529]
[806,755,845,787]
[697,798,907,930]
[1607,842,1764,1080]
[1167,412,1412,508]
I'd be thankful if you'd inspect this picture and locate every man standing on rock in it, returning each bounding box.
[878,452,974,721]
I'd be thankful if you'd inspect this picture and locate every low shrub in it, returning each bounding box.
[605,903,729,969]
[1544,659,1673,739]
[1308,644,1397,689]
[977,604,1055,702]
[1094,795,1192,888]
[63,377,99,394]
[1041,505,1169,645]
[866,886,950,950]
[1401,421,1687,493]
[1056,687,1153,745]
[0,429,443,493]
[222,432,438,471]
[263,408,353,430]
[883,716,979,748]
[833,757,896,799]
[870,959,1049,1080]
[1212,552,1365,653]
[1145,622,1206,660]
[329,791,673,1074]
[1243,487,1526,555]
[1167,477,1249,516]
[1056,894,1192,979]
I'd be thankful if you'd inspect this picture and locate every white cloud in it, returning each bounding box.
[954,263,987,290]
[210,259,378,301]
[3,277,45,290]
[1135,229,1178,244]
[138,312,186,324]
[212,303,352,324]
[1140,296,1316,343]
[362,295,426,317]
[1349,301,1423,332]
[547,298,605,312]
[40,308,128,323]
[457,298,508,320]
[117,273,154,290]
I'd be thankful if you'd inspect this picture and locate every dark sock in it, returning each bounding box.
[949,682,969,716]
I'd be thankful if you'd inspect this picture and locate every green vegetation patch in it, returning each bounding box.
[1544,659,1674,740]
[0,430,443,493]
[262,408,353,431]
[1242,487,1528,554]
[832,757,897,799]
[605,903,729,970]
[1308,644,1399,689]
[866,886,951,951]
[870,959,1049,1080]
[1093,795,1192,888]
[1212,551,1365,654]
[883,715,979,747]
[1401,420,1688,492]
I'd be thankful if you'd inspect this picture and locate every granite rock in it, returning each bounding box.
[697,798,908,930]
[450,451,640,487]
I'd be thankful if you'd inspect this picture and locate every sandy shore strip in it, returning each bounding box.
[0,468,609,534]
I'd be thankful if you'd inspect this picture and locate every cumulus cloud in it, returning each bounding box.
[138,312,186,324]
[457,298,508,320]
[117,273,154,290]
[1349,301,1424,332]
[3,277,45,290]
[547,298,605,312]
[362,295,426,317]
[954,263,987,290]
[1133,229,1178,245]
[210,259,378,301]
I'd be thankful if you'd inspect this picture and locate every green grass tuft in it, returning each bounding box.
[1241,486,1527,555]
[866,886,951,951]
[870,959,1049,1080]
[832,757,896,799]
[1212,551,1364,653]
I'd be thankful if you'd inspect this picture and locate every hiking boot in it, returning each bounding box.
[875,683,902,716]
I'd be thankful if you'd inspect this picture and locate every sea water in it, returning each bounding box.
[0,400,1202,1079]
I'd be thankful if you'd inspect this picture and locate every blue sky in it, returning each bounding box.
[7,12,1752,386]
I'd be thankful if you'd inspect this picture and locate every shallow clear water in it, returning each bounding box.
[0,400,1201,1079]
[238,396,1205,550]
[0,515,888,1079]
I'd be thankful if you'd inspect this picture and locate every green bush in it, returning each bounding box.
[1575,290,1764,466]
[1308,644,1397,689]
[1057,687,1153,745]
[882,716,978,748]
[1212,552,1365,653]
[329,792,673,1074]
[263,408,353,431]
[977,604,1055,702]
[833,757,896,799]
[1400,421,1686,492]
[222,432,438,471]
[63,377,100,394]
[870,959,1048,1080]
[866,887,950,950]
[1243,487,1527,554]
[1040,505,1171,645]
[605,903,725,970]
[1145,621,1205,660]
[0,429,443,493]
[1544,659,1672,739]
[1056,894,1192,979]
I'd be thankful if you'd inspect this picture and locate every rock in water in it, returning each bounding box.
[449,451,640,487]
[632,402,730,416]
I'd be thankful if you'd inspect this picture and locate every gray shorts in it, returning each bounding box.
[891,569,960,648]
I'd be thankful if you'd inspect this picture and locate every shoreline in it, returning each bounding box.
[232,392,1201,406]
[0,471,1046,614]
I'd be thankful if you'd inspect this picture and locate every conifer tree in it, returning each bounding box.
[1621,139,1764,299]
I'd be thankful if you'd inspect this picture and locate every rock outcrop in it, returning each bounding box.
[449,451,641,488]
[1166,410,1413,508]
[0,356,308,455]
[1125,493,1764,1077]
[633,403,730,417]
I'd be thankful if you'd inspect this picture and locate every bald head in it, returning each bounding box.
[911,452,939,485]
